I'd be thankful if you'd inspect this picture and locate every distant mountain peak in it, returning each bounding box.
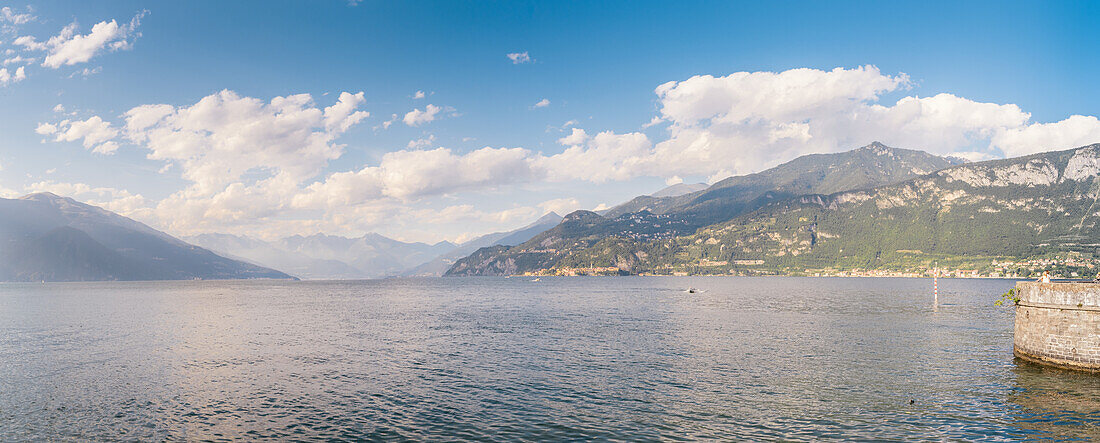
[20,192,73,202]
[562,210,603,223]
[651,182,708,198]
[534,211,562,224]
[857,141,895,155]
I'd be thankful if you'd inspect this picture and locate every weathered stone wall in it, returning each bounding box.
[1014,282,1100,372]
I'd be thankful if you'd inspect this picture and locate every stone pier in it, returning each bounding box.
[1014,282,1100,372]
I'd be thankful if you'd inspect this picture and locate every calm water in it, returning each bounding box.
[1,277,1099,441]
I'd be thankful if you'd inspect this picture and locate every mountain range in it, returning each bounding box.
[14,141,1100,281]
[185,211,564,279]
[448,142,965,275]
[448,142,1100,277]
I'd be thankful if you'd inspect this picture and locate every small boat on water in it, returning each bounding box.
[685,287,699,293]
[532,277,541,282]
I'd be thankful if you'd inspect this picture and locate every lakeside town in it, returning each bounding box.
[524,253,1100,279]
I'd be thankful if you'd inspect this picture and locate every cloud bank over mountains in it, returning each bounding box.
[29,65,1100,241]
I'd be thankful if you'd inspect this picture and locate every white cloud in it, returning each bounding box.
[0,6,34,26]
[665,176,683,185]
[557,128,588,146]
[403,104,441,126]
[406,134,435,149]
[641,116,663,128]
[35,91,371,235]
[35,122,56,135]
[12,35,45,50]
[18,12,146,69]
[322,91,370,132]
[0,65,25,85]
[413,90,426,99]
[992,115,1100,158]
[296,146,538,206]
[2,55,33,65]
[532,98,550,108]
[47,116,119,153]
[69,66,101,77]
[539,130,652,182]
[121,90,368,194]
[506,51,531,64]
[92,141,119,154]
[378,113,398,130]
[540,65,1100,180]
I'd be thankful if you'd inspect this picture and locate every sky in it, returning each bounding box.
[0,1,1098,243]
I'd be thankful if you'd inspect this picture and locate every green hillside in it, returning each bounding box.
[449,143,1100,277]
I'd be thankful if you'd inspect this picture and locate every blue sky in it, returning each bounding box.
[1,1,1098,242]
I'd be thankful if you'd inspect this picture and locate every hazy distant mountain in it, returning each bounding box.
[404,212,563,276]
[185,233,365,280]
[447,143,964,276]
[0,193,292,282]
[188,230,461,279]
[649,182,708,198]
[280,233,454,277]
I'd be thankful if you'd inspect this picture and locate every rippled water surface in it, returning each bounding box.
[2,277,1100,440]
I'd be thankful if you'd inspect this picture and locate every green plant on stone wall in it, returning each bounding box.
[994,287,1020,306]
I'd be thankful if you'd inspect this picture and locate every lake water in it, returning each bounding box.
[1,277,1099,440]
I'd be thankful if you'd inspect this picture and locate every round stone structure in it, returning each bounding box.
[1014,281,1100,372]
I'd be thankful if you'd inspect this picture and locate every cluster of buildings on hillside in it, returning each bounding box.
[616,213,692,241]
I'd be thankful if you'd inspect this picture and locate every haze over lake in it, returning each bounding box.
[3,277,1097,440]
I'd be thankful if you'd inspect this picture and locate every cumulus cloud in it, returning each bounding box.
[413,90,426,99]
[296,146,538,208]
[532,98,550,108]
[16,11,145,69]
[406,134,435,149]
[992,115,1100,158]
[641,116,664,128]
[2,55,33,65]
[640,65,1100,177]
[0,6,34,27]
[42,116,119,153]
[501,66,1100,183]
[506,51,531,64]
[322,91,370,132]
[122,90,369,196]
[540,130,652,182]
[12,35,44,50]
[0,65,25,85]
[557,128,588,146]
[35,90,372,234]
[27,66,1100,242]
[403,104,441,126]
